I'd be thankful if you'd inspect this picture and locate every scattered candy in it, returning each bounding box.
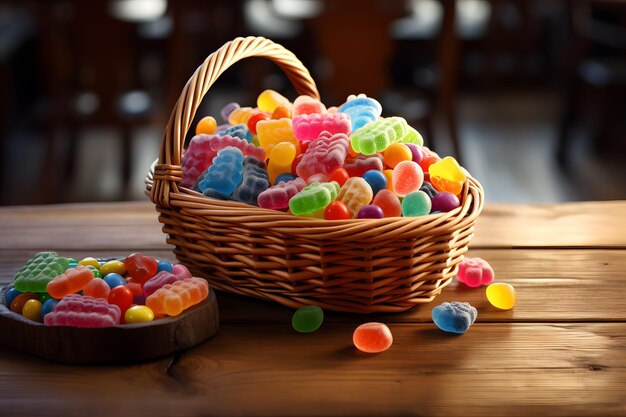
[432,301,477,334]
[486,283,516,310]
[291,305,324,333]
[353,322,393,353]
[457,257,495,288]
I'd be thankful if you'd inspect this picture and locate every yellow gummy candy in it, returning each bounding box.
[486,283,516,310]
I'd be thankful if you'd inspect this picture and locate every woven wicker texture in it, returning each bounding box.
[147,36,484,313]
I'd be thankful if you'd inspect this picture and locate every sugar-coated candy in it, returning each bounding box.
[383,143,413,169]
[268,142,297,185]
[209,134,266,161]
[362,170,387,195]
[431,192,460,212]
[392,161,424,197]
[146,277,209,317]
[289,182,340,216]
[197,147,244,196]
[100,260,126,276]
[218,124,253,143]
[328,167,349,186]
[432,301,477,334]
[457,257,495,288]
[258,177,307,210]
[103,273,126,289]
[292,113,351,142]
[180,135,218,188]
[124,253,158,284]
[486,283,516,310]
[108,285,134,315]
[157,260,173,273]
[351,117,422,155]
[44,294,121,328]
[256,118,300,155]
[429,156,466,195]
[257,89,290,113]
[306,173,329,184]
[143,271,180,298]
[353,322,393,353]
[401,190,431,217]
[357,205,384,219]
[274,173,296,185]
[420,181,438,198]
[324,200,351,220]
[79,257,100,270]
[4,287,22,306]
[172,264,192,280]
[232,156,271,205]
[337,95,382,131]
[10,293,38,313]
[337,177,374,218]
[41,298,59,318]
[292,305,324,333]
[372,190,402,217]
[405,143,423,164]
[344,153,384,177]
[292,95,326,116]
[13,252,69,293]
[220,102,240,122]
[47,265,94,299]
[124,305,155,324]
[22,299,43,322]
[83,278,111,299]
[196,116,217,135]
[296,132,350,180]
[419,155,440,173]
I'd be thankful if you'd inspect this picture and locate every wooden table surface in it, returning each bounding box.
[0,201,625,417]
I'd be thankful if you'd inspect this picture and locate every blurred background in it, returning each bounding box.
[0,0,625,205]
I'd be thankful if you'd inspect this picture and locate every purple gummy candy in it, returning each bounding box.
[143,271,180,298]
[172,264,192,280]
[181,135,218,188]
[257,177,307,210]
[292,113,351,142]
[209,134,266,161]
[406,143,423,164]
[357,205,385,219]
[344,154,384,177]
[44,294,121,328]
[431,192,460,212]
[296,131,350,180]
[221,102,240,122]
[232,157,270,206]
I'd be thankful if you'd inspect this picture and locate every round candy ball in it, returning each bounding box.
[104,273,126,289]
[125,305,155,324]
[292,305,324,333]
[108,286,134,315]
[486,283,516,310]
[362,170,388,196]
[431,192,460,212]
[41,298,59,318]
[100,260,126,276]
[4,287,22,306]
[353,322,393,353]
[357,205,385,219]
[383,143,412,169]
[22,299,43,322]
[157,260,173,273]
[324,201,351,220]
[401,190,431,217]
[405,143,423,164]
[328,168,349,186]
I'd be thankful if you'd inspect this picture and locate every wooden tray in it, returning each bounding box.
[0,284,219,364]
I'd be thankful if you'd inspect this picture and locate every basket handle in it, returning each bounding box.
[150,36,320,207]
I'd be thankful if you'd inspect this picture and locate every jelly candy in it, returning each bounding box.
[181,135,219,188]
[4,287,22,306]
[431,192,460,212]
[292,95,326,116]
[47,265,94,299]
[429,156,466,195]
[353,322,393,353]
[405,143,423,164]
[257,89,290,113]
[78,257,100,270]
[41,298,59,318]
[197,147,244,196]
[220,102,240,122]
[108,285,134,315]
[362,170,387,195]
[419,155,440,173]
[103,273,126,289]
[337,177,374,218]
[337,94,382,131]
[172,264,192,280]
[228,106,261,125]
[486,283,516,310]
[392,161,424,197]
[296,132,350,180]
[232,156,271,205]
[83,278,111,299]
[457,257,495,288]
[328,167,349,186]
[38,293,52,302]
[289,182,340,216]
[218,124,253,143]
[372,190,402,217]
[256,118,300,155]
[196,116,217,135]
[209,134,266,161]
[382,169,394,191]
[146,277,209,317]
[22,299,43,322]
[10,293,38,313]
[292,305,324,333]
[274,173,296,185]
[246,111,269,135]
[157,260,173,273]
[100,260,126,276]
[306,173,329,184]
[324,200,351,220]
[420,181,438,199]
[13,252,69,293]
[125,305,155,324]
[344,153,384,177]
[271,105,291,120]
[124,253,158,284]
[432,301,477,334]
[292,113,351,142]
[401,190,431,217]
[258,177,307,210]
[86,265,102,278]
[268,142,297,185]
[357,205,385,219]
[382,143,413,169]
[351,117,422,155]
[44,294,121,328]
[143,271,180,298]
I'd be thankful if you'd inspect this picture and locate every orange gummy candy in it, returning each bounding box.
[47,265,94,299]
[145,277,209,316]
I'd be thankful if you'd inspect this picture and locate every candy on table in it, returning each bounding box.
[486,283,516,310]
[296,132,350,180]
[103,273,126,289]
[220,102,240,122]
[337,177,374,218]
[123,253,158,285]
[392,161,424,197]
[41,298,58,318]
[258,177,307,210]
[44,294,121,328]
[289,181,340,216]
[343,153,384,177]
[100,260,126,276]
[401,190,432,217]
[292,113,351,142]
[431,192,460,212]
[382,143,413,169]
[83,278,111,299]
[267,142,297,184]
[157,260,173,273]
[143,271,180,298]
[432,301,477,334]
[172,263,192,280]
[196,116,217,135]
[47,265,94,299]
[292,305,324,333]
[362,170,387,195]
[274,173,296,185]
[429,156,466,195]
[218,124,253,143]
[78,257,100,270]
[108,285,134,315]
[10,293,39,314]
[457,257,495,288]
[146,277,209,317]
[337,94,382,131]
[246,112,269,135]
[22,299,43,322]
[256,118,301,155]
[328,167,349,186]
[357,205,385,219]
[350,116,423,155]
[257,89,291,113]
[124,305,155,324]
[353,322,393,353]
[405,143,423,164]
[197,147,244,196]
[292,95,326,116]
[232,156,271,206]
[13,252,69,293]
[372,189,402,217]
[420,181,438,199]
[324,200,351,220]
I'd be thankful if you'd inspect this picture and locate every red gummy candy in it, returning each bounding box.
[123,253,158,284]
[457,257,495,288]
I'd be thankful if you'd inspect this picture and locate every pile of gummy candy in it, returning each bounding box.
[182,90,468,219]
[3,252,209,327]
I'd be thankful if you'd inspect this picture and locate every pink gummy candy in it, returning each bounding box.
[172,263,192,280]
[208,134,266,161]
[257,177,307,210]
[44,294,121,328]
[457,257,495,288]
[344,153,384,177]
[296,131,350,180]
[292,95,326,116]
[143,271,180,298]
[292,113,351,142]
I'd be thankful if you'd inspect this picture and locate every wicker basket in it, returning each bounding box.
[146,36,484,313]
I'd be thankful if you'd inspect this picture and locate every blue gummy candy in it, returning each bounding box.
[232,157,270,206]
[41,298,59,318]
[274,173,296,185]
[157,260,173,273]
[103,273,126,289]
[203,188,233,200]
[197,147,244,196]
[219,124,253,143]
[4,287,22,306]
[338,96,382,131]
[432,301,477,334]
[362,170,387,195]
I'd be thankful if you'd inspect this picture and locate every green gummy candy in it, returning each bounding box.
[13,252,70,293]
[289,182,339,216]
[351,117,421,155]
[402,190,432,217]
[292,305,324,333]
[86,265,102,278]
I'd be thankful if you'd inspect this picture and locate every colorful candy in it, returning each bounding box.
[372,190,402,217]
[100,260,126,276]
[486,283,516,310]
[146,277,209,317]
[296,132,350,180]
[232,156,270,205]
[292,95,326,116]
[258,177,307,210]
[344,153,384,177]
[83,278,111,299]
[13,252,69,293]
[351,117,422,155]
[268,142,297,184]
[361,170,387,195]
[432,301,477,334]
[337,177,374,218]
[431,192,460,213]
[108,285,134,315]
[324,200,351,220]
[401,191,431,217]
[357,205,385,219]
[143,271,180,298]
[124,305,155,324]
[44,294,121,328]
[457,257,495,288]
[196,116,217,135]
[337,94,382,131]
[392,161,424,197]
[353,322,393,353]
[429,156,466,195]
[292,113,351,142]
[257,89,290,113]
[256,118,300,155]
[10,293,39,314]
[291,305,324,333]
[382,143,413,169]
[47,265,94,299]
[197,147,244,196]
[22,299,43,322]
[123,253,158,285]
[289,182,340,216]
